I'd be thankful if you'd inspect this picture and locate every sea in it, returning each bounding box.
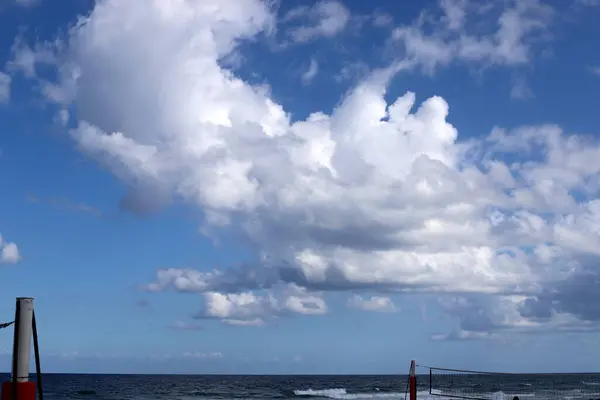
[3,373,600,400]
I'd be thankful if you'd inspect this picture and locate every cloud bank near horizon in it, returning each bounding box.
[4,0,600,339]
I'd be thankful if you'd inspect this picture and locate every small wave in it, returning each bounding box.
[583,382,600,386]
[75,390,97,396]
[417,390,533,400]
[185,390,216,397]
[293,388,407,399]
[490,391,535,400]
[294,388,347,398]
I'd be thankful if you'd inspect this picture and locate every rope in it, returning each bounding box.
[416,363,586,376]
[32,310,44,400]
[0,321,14,329]
[417,363,521,375]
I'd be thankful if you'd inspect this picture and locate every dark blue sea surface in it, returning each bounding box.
[3,373,600,400]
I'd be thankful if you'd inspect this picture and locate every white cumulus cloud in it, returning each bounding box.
[201,284,327,326]
[0,234,20,265]
[348,295,397,313]
[9,0,600,337]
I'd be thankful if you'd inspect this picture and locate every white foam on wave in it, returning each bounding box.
[293,387,600,400]
[292,388,523,400]
[418,390,533,400]
[292,388,410,399]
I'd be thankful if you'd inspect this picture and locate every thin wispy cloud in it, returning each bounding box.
[588,65,600,75]
[301,58,319,84]
[26,195,104,218]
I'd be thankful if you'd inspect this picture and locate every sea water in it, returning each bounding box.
[2,373,599,400]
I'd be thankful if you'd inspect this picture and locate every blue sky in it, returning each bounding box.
[1,0,600,374]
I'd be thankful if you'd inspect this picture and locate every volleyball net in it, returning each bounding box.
[416,364,600,400]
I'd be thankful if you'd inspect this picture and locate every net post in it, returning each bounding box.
[13,298,34,383]
[1,298,36,400]
[429,368,432,395]
[409,360,417,400]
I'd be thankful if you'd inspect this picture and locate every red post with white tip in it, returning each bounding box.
[1,298,36,400]
[409,360,417,400]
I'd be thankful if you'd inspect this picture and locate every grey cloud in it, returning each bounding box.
[519,257,600,323]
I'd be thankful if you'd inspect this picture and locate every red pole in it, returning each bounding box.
[409,360,417,400]
[1,382,35,400]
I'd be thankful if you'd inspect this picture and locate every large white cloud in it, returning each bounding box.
[201,284,327,326]
[8,0,600,336]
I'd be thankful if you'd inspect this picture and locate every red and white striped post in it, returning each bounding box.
[1,298,36,400]
[409,360,417,400]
